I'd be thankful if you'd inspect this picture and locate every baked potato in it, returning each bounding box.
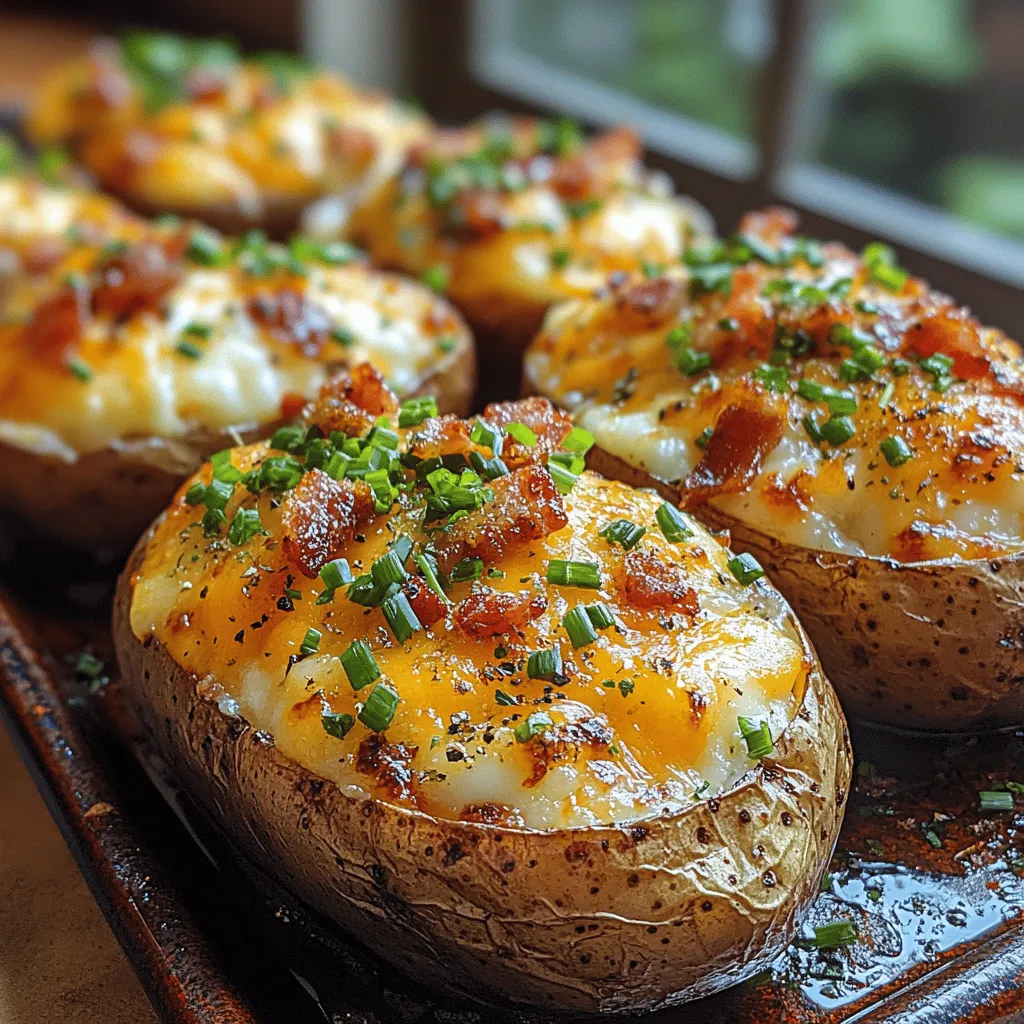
[524,207,1024,731]
[0,224,473,556]
[114,371,851,1014]
[25,33,430,236]
[316,115,713,378]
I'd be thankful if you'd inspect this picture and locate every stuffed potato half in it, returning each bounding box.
[524,208,1024,731]
[0,222,472,554]
[114,369,850,1013]
[26,33,429,235]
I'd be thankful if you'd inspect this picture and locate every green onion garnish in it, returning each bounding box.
[824,389,857,416]
[600,518,646,550]
[319,558,353,590]
[381,591,422,644]
[421,264,448,293]
[666,323,692,349]
[67,359,93,382]
[186,228,227,266]
[227,507,266,546]
[563,605,599,649]
[862,241,908,290]
[470,419,504,454]
[506,422,537,447]
[820,416,856,446]
[514,711,553,743]
[299,627,322,657]
[808,920,857,949]
[358,683,399,731]
[585,602,615,630]
[322,711,355,739]
[468,450,509,480]
[527,647,562,682]
[340,639,380,690]
[979,790,1014,812]
[270,424,307,452]
[879,435,913,467]
[185,482,207,506]
[677,348,711,375]
[546,559,601,588]
[891,358,911,377]
[563,426,595,455]
[413,551,449,606]
[494,689,517,706]
[920,353,954,377]
[398,395,438,428]
[450,556,484,583]
[547,459,580,494]
[210,449,242,483]
[738,716,773,759]
[371,549,409,589]
[803,414,824,444]
[878,381,895,409]
[797,378,825,402]
[182,322,212,339]
[753,363,789,392]
[695,426,714,450]
[656,503,693,543]
[728,552,765,585]
[175,340,202,359]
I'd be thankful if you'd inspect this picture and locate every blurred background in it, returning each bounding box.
[0,0,1021,327]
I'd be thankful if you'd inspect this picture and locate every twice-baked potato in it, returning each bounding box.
[319,115,712,376]
[525,207,1024,731]
[114,371,851,1014]
[0,225,472,555]
[25,33,430,236]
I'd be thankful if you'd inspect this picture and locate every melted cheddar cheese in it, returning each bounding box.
[26,35,428,219]
[0,228,465,460]
[526,209,1024,562]
[129,390,805,829]
[332,117,713,331]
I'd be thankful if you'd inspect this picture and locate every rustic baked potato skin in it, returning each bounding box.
[26,34,430,236]
[525,208,1024,731]
[113,379,851,1013]
[335,117,713,366]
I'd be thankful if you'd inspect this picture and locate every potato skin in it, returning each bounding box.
[582,442,1024,732]
[114,522,851,1013]
[0,341,474,557]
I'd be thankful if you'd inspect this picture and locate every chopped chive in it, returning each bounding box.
[600,518,646,550]
[677,347,711,375]
[331,326,354,347]
[340,639,380,690]
[299,627,322,657]
[468,450,509,480]
[371,549,409,589]
[381,591,422,644]
[469,419,504,454]
[494,689,517,706]
[891,358,911,376]
[878,381,895,409]
[808,921,857,949]
[547,459,580,494]
[319,557,353,592]
[185,482,207,506]
[563,427,595,455]
[527,647,562,682]
[803,413,824,443]
[551,248,571,269]
[656,503,693,543]
[546,559,601,588]
[728,552,765,585]
[820,416,856,446]
[182,322,212,339]
[175,340,202,360]
[322,711,355,739]
[618,678,635,696]
[413,551,450,606]
[75,652,105,679]
[880,435,913,467]
[270,424,307,452]
[506,422,537,447]
[358,683,399,731]
[753,363,789,392]
[919,353,954,377]
[585,602,615,630]
[201,508,226,536]
[67,359,93,382]
[563,605,599,649]
[398,395,439,428]
[797,378,825,402]
[227,507,266,546]
[666,323,692,349]
[450,556,484,583]
[738,716,773,759]
[514,711,553,743]
[421,264,448,293]
[695,426,714,451]
[979,790,1014,812]
[186,228,227,266]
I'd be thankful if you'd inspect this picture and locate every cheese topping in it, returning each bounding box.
[0,228,466,457]
[129,387,805,829]
[526,209,1024,562]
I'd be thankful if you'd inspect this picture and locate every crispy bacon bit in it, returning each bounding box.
[683,393,785,506]
[619,550,699,616]
[402,576,448,627]
[22,238,68,275]
[453,587,547,638]
[308,364,400,438]
[248,288,335,359]
[406,415,472,461]
[430,465,568,574]
[615,275,687,330]
[444,188,505,238]
[279,392,308,421]
[325,124,378,178]
[356,734,419,804]
[522,702,616,788]
[738,207,799,247]
[481,396,573,465]
[459,803,524,826]
[281,469,374,577]
[25,284,88,365]
[550,126,640,199]
[91,241,182,320]
[906,307,992,381]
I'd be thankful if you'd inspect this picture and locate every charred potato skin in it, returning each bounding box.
[0,335,474,556]
[114,523,851,1014]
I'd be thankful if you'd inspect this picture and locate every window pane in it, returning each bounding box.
[501,0,773,141]
[803,0,1024,243]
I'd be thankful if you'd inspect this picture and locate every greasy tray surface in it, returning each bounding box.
[1,544,1024,1024]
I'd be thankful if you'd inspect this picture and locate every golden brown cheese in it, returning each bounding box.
[0,227,467,459]
[129,388,806,829]
[26,35,429,223]
[526,208,1024,562]
[333,117,713,337]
